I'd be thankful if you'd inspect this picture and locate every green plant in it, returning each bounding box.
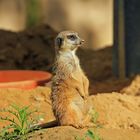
[75,129,101,140]
[0,104,40,140]
[26,0,40,28]
[89,109,102,129]
[90,110,99,124]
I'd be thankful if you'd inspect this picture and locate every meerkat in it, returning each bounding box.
[51,31,94,128]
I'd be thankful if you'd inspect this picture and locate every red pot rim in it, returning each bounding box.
[0,70,52,90]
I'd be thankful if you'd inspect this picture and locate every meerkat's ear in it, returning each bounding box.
[55,37,63,48]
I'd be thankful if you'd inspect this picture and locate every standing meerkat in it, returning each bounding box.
[51,31,94,128]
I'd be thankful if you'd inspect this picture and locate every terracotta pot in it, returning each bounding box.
[0,70,52,90]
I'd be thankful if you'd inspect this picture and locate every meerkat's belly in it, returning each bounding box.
[51,85,86,121]
[53,91,85,114]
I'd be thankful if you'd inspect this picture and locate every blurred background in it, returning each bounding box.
[0,0,113,50]
[1,0,140,79]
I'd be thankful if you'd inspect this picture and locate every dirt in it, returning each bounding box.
[0,25,57,71]
[28,127,140,140]
[0,87,140,140]
[0,25,140,139]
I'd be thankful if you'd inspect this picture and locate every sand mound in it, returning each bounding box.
[121,75,140,96]
[92,93,140,130]
[0,87,140,140]
[28,127,140,140]
[0,88,140,130]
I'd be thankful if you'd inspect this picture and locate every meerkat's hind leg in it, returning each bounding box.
[59,102,84,128]
[69,98,95,128]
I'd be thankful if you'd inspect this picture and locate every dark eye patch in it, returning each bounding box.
[67,35,77,40]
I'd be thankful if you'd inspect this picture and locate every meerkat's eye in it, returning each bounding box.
[67,35,77,41]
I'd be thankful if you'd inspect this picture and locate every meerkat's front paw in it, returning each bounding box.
[83,95,88,101]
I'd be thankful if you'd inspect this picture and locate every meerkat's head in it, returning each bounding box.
[55,31,84,53]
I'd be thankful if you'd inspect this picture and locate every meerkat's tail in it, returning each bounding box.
[30,120,58,131]
[38,120,58,128]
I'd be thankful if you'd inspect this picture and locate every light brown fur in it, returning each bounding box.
[51,31,93,128]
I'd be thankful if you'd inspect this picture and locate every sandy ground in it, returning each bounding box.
[28,127,140,140]
[0,85,140,140]
[0,25,140,139]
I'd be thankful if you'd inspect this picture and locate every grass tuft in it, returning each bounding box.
[0,104,40,140]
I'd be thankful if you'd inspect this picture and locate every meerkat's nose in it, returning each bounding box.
[81,39,84,43]
[80,39,84,46]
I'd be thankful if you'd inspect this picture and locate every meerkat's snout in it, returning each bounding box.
[79,39,84,46]
[67,33,84,47]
